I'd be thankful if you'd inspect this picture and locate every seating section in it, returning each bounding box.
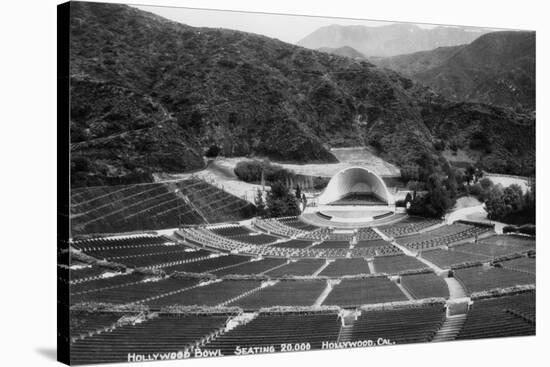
[70,314,229,365]
[265,259,326,277]
[350,244,403,258]
[499,257,535,274]
[401,273,449,299]
[373,255,428,274]
[71,277,200,305]
[70,272,146,294]
[355,239,390,248]
[210,225,252,237]
[397,223,493,251]
[230,280,327,309]
[319,258,371,277]
[378,217,441,238]
[273,240,314,249]
[457,292,535,340]
[420,249,489,269]
[452,235,535,257]
[70,311,127,339]
[277,217,319,231]
[229,234,279,245]
[454,266,536,295]
[213,258,287,276]
[356,227,382,241]
[351,304,446,344]
[314,240,350,249]
[161,255,249,274]
[323,278,408,307]
[71,179,255,235]
[253,218,309,238]
[146,280,261,308]
[202,312,340,354]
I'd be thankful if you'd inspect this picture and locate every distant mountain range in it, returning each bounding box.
[68,3,535,187]
[372,31,536,110]
[317,46,365,59]
[297,23,492,57]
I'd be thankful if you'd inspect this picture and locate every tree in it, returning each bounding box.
[295,184,302,200]
[254,188,266,217]
[407,174,455,218]
[265,182,300,218]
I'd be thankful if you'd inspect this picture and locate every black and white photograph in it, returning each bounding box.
[55,1,537,365]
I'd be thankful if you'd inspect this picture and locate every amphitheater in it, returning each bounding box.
[61,168,536,364]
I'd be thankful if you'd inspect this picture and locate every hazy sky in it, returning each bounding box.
[133,4,452,44]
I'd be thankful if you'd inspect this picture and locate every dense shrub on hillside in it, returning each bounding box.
[486,183,535,225]
[503,224,536,236]
[234,160,294,184]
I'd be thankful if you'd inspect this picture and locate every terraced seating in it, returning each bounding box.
[229,233,279,245]
[70,311,128,339]
[356,227,382,241]
[351,244,403,258]
[202,311,340,354]
[323,277,408,307]
[209,225,252,237]
[213,258,287,276]
[265,259,326,277]
[351,304,446,344]
[272,239,314,249]
[299,227,332,241]
[355,239,390,248]
[328,232,354,241]
[179,228,252,252]
[72,235,168,251]
[499,256,535,274]
[401,273,449,299]
[161,255,249,274]
[70,313,229,365]
[398,223,493,251]
[314,240,350,249]
[106,249,213,269]
[70,272,146,294]
[71,179,255,235]
[456,292,535,340]
[253,218,308,238]
[378,217,441,238]
[454,266,536,295]
[420,249,490,269]
[373,255,428,274]
[71,277,200,305]
[277,217,319,231]
[146,280,261,308]
[70,266,112,282]
[452,235,535,257]
[71,184,203,235]
[319,258,370,277]
[230,280,327,309]
[174,179,255,224]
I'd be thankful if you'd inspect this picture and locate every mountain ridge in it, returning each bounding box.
[68,2,535,187]
[297,23,492,57]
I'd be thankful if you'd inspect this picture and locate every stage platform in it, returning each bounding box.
[301,205,406,228]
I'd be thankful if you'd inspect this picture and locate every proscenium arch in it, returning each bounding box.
[317,167,395,205]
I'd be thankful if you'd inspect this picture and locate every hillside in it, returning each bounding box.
[68,3,535,187]
[297,23,491,57]
[317,46,366,59]
[374,31,536,110]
